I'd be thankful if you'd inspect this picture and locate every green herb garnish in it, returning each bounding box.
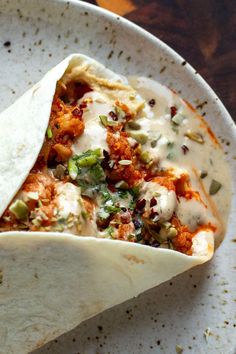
[117,190,129,199]
[129,185,140,199]
[77,155,98,167]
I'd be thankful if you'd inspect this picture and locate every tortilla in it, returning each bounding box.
[0,54,231,354]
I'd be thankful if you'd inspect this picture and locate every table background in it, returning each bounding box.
[84,0,236,122]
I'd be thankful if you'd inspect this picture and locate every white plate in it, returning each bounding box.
[0,1,235,353]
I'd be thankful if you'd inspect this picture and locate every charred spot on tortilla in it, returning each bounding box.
[0,55,231,258]
[123,254,145,264]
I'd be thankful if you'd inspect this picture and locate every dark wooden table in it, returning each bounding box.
[84,0,236,121]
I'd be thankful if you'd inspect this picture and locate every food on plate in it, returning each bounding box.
[0,54,231,353]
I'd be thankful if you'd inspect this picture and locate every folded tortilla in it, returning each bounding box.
[0,54,228,354]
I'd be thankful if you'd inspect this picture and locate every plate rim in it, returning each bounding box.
[62,0,236,131]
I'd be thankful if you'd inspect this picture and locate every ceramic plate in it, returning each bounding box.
[0,1,235,353]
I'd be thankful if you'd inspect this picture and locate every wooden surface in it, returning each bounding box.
[84,0,236,121]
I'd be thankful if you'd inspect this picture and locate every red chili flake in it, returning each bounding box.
[181,145,189,155]
[135,199,146,212]
[72,107,82,118]
[109,111,118,121]
[101,150,111,170]
[170,106,177,118]
[107,184,116,193]
[71,100,77,106]
[150,197,157,207]
[149,99,156,107]
[79,102,88,110]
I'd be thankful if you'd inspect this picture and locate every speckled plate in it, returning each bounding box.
[0,1,235,353]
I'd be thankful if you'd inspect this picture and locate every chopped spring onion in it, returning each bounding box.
[68,158,78,180]
[46,127,53,139]
[167,227,178,239]
[140,151,152,164]
[99,115,117,127]
[9,200,29,220]
[77,155,98,167]
[172,113,185,125]
[129,131,148,145]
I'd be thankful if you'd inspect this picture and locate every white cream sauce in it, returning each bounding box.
[176,197,214,232]
[191,230,214,257]
[141,181,177,222]
[130,77,232,247]
[72,91,111,155]
[42,75,231,254]
[56,182,83,219]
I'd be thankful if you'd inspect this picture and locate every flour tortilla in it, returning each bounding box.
[0,55,214,354]
[0,54,130,218]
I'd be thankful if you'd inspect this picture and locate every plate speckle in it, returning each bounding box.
[0,0,235,353]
